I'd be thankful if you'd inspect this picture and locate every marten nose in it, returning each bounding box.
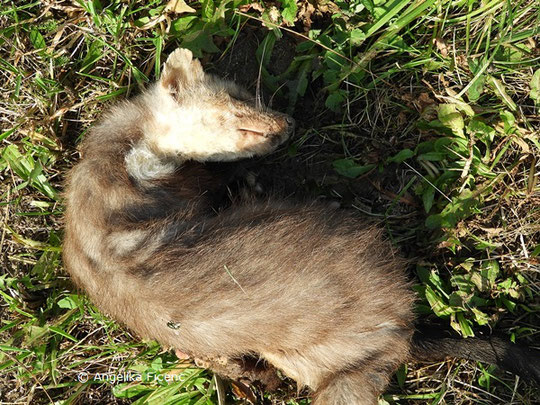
[286,116,295,130]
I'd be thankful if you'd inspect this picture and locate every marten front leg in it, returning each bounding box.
[176,351,282,391]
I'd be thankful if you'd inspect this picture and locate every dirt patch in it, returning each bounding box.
[211,28,421,231]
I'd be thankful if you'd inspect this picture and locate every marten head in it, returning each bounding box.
[141,48,294,163]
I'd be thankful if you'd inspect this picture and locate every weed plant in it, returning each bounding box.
[0,0,538,404]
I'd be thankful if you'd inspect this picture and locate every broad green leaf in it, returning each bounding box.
[2,145,58,200]
[478,365,496,389]
[333,159,376,178]
[472,308,490,326]
[415,265,430,284]
[500,110,515,134]
[325,90,346,112]
[467,119,495,144]
[280,0,298,24]
[323,50,347,71]
[181,29,220,57]
[422,185,435,212]
[456,313,474,337]
[323,69,339,85]
[386,149,414,163]
[425,213,443,229]
[467,74,484,102]
[170,16,198,35]
[448,291,465,307]
[451,275,475,294]
[200,0,214,20]
[488,76,517,111]
[57,295,80,309]
[417,151,445,161]
[29,28,45,50]
[438,104,464,137]
[500,297,516,312]
[151,357,163,371]
[350,29,366,46]
[425,285,454,317]
[428,270,447,295]
[467,58,484,102]
[433,137,453,152]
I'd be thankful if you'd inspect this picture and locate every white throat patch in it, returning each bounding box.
[125,141,176,182]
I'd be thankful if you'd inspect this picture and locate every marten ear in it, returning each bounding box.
[160,48,204,96]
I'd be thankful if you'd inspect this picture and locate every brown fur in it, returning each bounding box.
[63,48,415,404]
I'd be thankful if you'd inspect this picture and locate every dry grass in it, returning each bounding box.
[0,1,538,404]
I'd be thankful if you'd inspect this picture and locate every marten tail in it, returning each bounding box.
[411,325,540,385]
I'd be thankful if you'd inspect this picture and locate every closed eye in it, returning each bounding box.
[238,129,265,137]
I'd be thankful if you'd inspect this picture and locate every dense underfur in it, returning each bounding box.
[63,48,415,404]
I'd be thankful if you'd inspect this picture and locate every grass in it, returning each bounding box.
[0,0,538,403]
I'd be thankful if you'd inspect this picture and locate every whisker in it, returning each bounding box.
[255,39,267,111]
[268,82,287,111]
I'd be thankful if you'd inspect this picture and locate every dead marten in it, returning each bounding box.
[63,48,539,404]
